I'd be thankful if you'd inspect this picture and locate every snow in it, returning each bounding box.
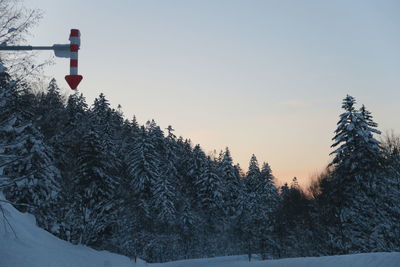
[1,193,400,267]
[149,254,400,267]
[0,193,134,267]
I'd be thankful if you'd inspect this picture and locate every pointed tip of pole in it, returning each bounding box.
[65,75,83,90]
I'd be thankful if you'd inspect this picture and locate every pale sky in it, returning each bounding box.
[25,0,400,187]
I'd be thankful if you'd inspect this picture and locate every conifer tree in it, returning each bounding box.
[34,79,65,142]
[153,126,177,226]
[0,64,60,232]
[195,156,223,222]
[68,128,117,246]
[126,125,160,224]
[0,65,15,187]
[240,154,262,260]
[258,162,279,258]
[220,147,242,219]
[326,95,387,253]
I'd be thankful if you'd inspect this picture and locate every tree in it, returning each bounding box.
[240,154,262,261]
[0,0,44,79]
[325,95,387,253]
[379,131,400,249]
[127,126,160,196]
[194,156,223,224]
[258,162,279,258]
[0,64,60,232]
[125,124,161,248]
[68,129,118,246]
[330,96,382,178]
[275,179,313,258]
[32,79,66,165]
[153,126,177,226]
[220,147,242,219]
[0,65,15,187]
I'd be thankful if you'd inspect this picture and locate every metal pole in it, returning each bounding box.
[0,46,54,51]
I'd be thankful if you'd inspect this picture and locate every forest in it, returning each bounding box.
[1,68,400,262]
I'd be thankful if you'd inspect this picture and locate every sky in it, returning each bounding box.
[24,0,400,187]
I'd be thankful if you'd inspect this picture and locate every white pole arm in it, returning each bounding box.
[0,44,76,58]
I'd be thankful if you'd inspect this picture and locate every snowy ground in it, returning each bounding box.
[148,253,400,267]
[0,195,133,267]
[1,196,399,267]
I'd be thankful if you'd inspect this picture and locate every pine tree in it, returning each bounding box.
[34,78,65,142]
[67,128,118,246]
[240,154,262,260]
[153,126,177,226]
[127,126,159,193]
[126,125,160,227]
[194,156,223,222]
[0,65,61,232]
[325,95,387,253]
[258,162,279,258]
[220,147,242,219]
[330,96,382,177]
[90,93,121,168]
[0,65,15,187]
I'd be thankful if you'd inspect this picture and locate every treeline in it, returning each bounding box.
[1,69,400,262]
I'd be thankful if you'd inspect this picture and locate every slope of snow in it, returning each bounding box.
[1,195,399,267]
[0,195,135,267]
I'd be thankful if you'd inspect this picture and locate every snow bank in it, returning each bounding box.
[0,195,134,267]
[1,195,399,267]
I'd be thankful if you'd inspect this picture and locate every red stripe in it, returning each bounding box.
[70,44,79,52]
[70,29,79,37]
[70,59,78,67]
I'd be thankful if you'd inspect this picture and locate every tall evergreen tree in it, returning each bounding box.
[240,154,262,260]
[220,147,242,219]
[325,95,386,253]
[0,65,60,232]
[194,155,224,223]
[258,162,279,258]
[153,126,177,226]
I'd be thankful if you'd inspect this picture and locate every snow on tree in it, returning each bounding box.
[330,95,382,176]
[126,125,160,220]
[34,79,66,142]
[0,64,14,186]
[240,154,263,260]
[194,155,224,222]
[127,125,159,193]
[325,95,391,253]
[0,63,60,233]
[153,126,178,226]
[220,147,243,219]
[66,128,119,246]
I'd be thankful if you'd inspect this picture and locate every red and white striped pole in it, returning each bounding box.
[65,29,83,90]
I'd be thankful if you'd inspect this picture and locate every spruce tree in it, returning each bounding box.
[194,156,223,223]
[326,95,387,253]
[240,154,262,260]
[258,162,279,258]
[220,147,242,219]
[0,64,61,232]
[69,128,118,246]
[153,126,177,226]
